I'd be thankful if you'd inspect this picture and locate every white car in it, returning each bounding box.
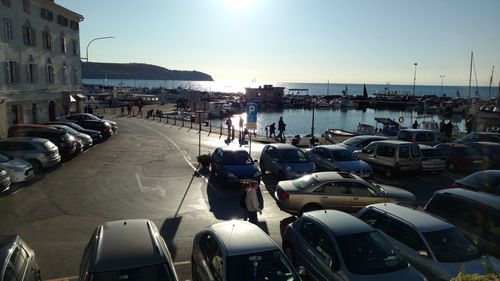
[0,153,34,183]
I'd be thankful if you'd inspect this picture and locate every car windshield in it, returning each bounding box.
[342,138,362,146]
[0,154,11,162]
[336,231,407,275]
[90,264,175,281]
[423,227,481,263]
[57,126,79,135]
[462,172,500,189]
[226,250,299,281]
[292,174,318,190]
[281,149,309,163]
[66,123,85,131]
[222,151,253,165]
[331,150,358,161]
[421,148,440,157]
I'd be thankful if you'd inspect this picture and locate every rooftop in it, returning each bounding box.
[305,209,373,236]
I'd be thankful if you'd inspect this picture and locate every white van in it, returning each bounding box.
[358,140,421,178]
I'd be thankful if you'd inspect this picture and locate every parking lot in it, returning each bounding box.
[0,115,462,280]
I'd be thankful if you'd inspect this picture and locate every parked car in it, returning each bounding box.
[210,147,261,185]
[451,170,500,196]
[435,143,487,172]
[274,171,416,215]
[79,219,178,281]
[424,188,500,259]
[0,168,11,193]
[8,124,77,158]
[59,113,118,132]
[358,203,495,281]
[466,142,500,169]
[358,140,421,178]
[0,137,61,173]
[397,129,447,146]
[418,144,446,172]
[338,135,389,152]
[191,220,301,281]
[306,145,372,178]
[282,209,425,281]
[48,124,93,149]
[74,120,113,139]
[0,235,42,281]
[0,153,34,183]
[454,132,500,144]
[43,121,103,143]
[260,143,316,180]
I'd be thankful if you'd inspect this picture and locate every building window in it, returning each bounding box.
[72,39,78,56]
[3,19,13,41]
[5,60,19,83]
[62,61,68,85]
[11,105,19,125]
[31,103,37,123]
[22,0,30,13]
[1,0,11,7]
[26,55,37,83]
[70,20,79,30]
[60,32,66,53]
[74,68,80,85]
[57,15,68,26]
[41,8,53,21]
[42,26,52,49]
[46,58,54,84]
[22,20,36,46]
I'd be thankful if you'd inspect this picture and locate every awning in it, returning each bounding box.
[74,94,86,100]
[70,95,76,102]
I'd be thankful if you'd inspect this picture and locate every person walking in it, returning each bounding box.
[445,120,453,138]
[412,120,419,129]
[268,123,276,139]
[239,116,244,141]
[120,106,125,116]
[225,116,232,140]
[277,117,286,142]
[244,181,263,224]
[439,120,446,133]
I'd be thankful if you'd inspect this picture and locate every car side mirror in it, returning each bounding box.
[298,266,307,276]
[417,250,429,258]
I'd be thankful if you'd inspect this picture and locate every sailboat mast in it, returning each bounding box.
[327,79,330,96]
[488,66,494,99]
[468,51,473,101]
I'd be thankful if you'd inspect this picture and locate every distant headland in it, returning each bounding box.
[81,62,214,81]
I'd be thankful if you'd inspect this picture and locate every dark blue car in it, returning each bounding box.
[210,147,261,185]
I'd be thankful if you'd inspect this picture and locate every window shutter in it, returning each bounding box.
[33,64,38,83]
[26,64,30,83]
[4,61,10,83]
[22,26,28,45]
[31,27,36,46]
[14,62,20,83]
[45,65,49,83]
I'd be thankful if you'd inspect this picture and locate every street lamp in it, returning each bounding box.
[440,75,446,96]
[412,63,418,97]
[84,36,115,62]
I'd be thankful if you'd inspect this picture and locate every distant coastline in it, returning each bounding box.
[82,62,214,81]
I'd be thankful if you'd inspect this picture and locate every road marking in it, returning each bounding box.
[135,172,167,199]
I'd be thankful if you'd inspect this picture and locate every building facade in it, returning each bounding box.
[0,0,83,138]
[245,85,284,109]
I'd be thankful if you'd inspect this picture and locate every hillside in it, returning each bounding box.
[81,62,214,81]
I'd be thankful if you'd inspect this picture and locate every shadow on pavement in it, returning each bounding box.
[159,216,182,260]
[206,175,246,220]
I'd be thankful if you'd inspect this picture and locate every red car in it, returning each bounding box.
[435,143,487,173]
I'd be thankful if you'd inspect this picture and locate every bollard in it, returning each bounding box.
[190,120,193,129]
[132,109,135,116]
[220,124,223,138]
[231,126,235,140]
[209,122,212,134]
[174,117,177,126]
[166,115,169,123]
[182,118,184,127]
[159,115,162,122]
[113,107,115,115]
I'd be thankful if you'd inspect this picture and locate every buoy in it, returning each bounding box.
[399,117,404,123]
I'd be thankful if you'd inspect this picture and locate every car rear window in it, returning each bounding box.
[90,264,175,281]
[415,132,435,142]
[292,175,318,190]
[421,148,439,157]
[226,250,299,281]
[398,131,412,141]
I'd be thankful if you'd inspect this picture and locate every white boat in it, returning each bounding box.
[339,98,356,108]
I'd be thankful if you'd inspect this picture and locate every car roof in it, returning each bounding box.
[10,124,49,128]
[304,209,373,236]
[348,135,388,140]
[209,221,277,256]
[316,145,350,151]
[218,146,249,152]
[0,235,18,268]
[309,171,361,182]
[418,144,436,149]
[0,137,47,143]
[471,142,500,146]
[434,188,500,209]
[90,219,167,272]
[400,129,437,133]
[267,143,299,150]
[365,203,453,233]
[371,140,415,145]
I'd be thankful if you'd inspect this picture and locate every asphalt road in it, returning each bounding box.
[0,115,456,281]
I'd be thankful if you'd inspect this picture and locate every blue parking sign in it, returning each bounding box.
[246,103,257,129]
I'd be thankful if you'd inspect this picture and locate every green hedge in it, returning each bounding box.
[451,272,500,281]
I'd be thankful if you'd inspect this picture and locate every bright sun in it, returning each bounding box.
[224,0,255,10]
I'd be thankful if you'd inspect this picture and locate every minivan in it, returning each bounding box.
[397,129,446,146]
[424,188,500,260]
[358,140,421,178]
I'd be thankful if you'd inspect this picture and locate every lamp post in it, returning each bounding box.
[411,63,417,125]
[440,75,446,96]
[84,36,115,62]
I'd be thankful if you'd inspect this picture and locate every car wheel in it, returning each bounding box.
[284,244,297,267]
[384,167,394,178]
[301,203,321,215]
[28,160,42,174]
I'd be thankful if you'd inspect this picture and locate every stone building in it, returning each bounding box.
[244,85,284,109]
[0,0,84,137]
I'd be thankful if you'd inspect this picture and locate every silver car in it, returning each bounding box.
[0,153,34,183]
[306,145,372,178]
[191,220,301,281]
[282,210,425,281]
[0,137,61,173]
[418,144,446,172]
[274,172,416,215]
[358,203,497,281]
[260,143,316,180]
[0,169,11,193]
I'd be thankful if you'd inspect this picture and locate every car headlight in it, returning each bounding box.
[253,170,261,177]
[227,173,237,178]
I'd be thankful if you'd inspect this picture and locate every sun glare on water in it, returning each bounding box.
[224,0,255,10]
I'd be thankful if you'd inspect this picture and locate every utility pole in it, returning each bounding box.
[440,75,446,96]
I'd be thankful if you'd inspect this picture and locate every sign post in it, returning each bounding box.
[246,103,258,154]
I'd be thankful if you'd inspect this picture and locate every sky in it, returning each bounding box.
[57,0,500,86]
